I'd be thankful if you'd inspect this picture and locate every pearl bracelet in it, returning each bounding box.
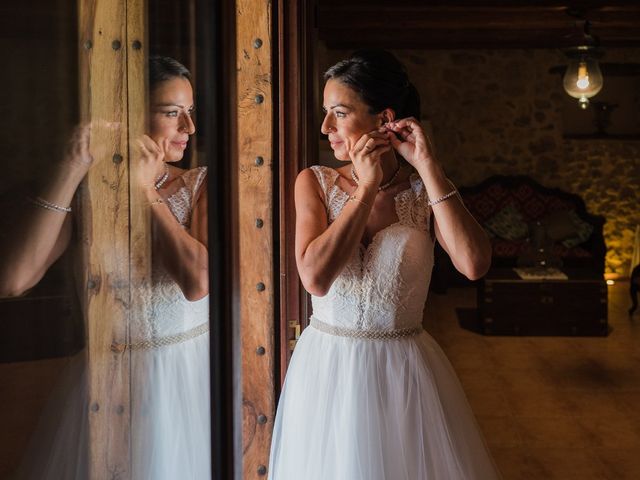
[348,195,370,208]
[427,189,458,207]
[154,166,170,190]
[27,196,72,213]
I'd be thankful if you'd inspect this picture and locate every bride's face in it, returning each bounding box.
[150,77,195,162]
[321,79,381,162]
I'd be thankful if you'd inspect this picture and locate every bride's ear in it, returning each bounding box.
[379,108,396,126]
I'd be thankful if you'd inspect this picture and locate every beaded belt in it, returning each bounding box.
[310,317,422,340]
[111,322,209,351]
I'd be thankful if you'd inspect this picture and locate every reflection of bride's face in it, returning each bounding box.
[150,77,195,162]
[321,78,380,161]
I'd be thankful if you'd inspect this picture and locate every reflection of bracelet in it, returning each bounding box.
[348,195,370,208]
[154,165,169,190]
[150,198,164,207]
[427,189,458,207]
[27,196,72,213]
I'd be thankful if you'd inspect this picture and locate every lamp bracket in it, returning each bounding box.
[563,45,604,60]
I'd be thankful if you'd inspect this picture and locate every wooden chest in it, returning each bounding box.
[478,269,608,336]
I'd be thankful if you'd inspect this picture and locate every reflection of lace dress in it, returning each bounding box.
[268,166,500,480]
[16,167,210,480]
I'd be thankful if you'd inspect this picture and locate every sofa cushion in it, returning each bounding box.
[561,213,595,248]
[540,209,594,248]
[484,203,529,240]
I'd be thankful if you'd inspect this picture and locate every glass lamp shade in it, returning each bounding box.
[563,55,603,109]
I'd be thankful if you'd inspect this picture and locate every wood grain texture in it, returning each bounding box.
[78,0,146,477]
[237,0,275,477]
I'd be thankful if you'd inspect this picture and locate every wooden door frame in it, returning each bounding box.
[203,0,239,477]
[277,0,318,386]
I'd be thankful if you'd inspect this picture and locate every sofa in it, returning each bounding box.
[431,175,607,291]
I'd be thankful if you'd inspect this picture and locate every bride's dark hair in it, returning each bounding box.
[324,49,421,121]
[149,55,192,90]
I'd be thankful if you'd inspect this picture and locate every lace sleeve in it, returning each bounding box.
[309,165,329,197]
[396,173,431,233]
[165,167,207,228]
[183,166,207,200]
[308,166,344,221]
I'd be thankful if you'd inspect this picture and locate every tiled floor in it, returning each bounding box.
[424,281,640,480]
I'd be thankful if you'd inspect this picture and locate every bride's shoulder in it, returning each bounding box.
[298,165,340,190]
[168,165,207,196]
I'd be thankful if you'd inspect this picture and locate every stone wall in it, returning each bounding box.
[319,45,640,276]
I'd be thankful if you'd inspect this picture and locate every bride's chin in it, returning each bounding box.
[165,153,184,163]
[333,150,350,162]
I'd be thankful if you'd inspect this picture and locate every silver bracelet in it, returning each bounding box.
[27,196,72,213]
[348,195,370,208]
[427,189,458,207]
[154,166,170,190]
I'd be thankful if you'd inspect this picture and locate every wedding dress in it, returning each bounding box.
[268,165,500,480]
[15,167,210,480]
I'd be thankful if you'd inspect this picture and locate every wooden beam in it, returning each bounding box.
[237,0,276,477]
[78,0,132,478]
[78,0,149,477]
[317,2,640,49]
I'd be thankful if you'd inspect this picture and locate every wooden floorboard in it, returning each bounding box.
[425,280,640,480]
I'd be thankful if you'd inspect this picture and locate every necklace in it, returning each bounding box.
[351,165,401,192]
[154,165,170,190]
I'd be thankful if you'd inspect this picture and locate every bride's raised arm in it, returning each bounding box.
[295,131,391,296]
[295,169,370,297]
[0,124,94,297]
[386,117,492,280]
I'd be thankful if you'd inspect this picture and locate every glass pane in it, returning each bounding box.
[0,0,214,477]
[0,0,83,477]
[130,0,212,477]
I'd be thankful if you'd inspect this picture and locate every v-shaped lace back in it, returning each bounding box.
[308,165,434,332]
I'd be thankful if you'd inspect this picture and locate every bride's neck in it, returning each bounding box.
[380,150,400,185]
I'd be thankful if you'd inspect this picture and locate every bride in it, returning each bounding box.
[268,50,500,479]
[3,56,210,479]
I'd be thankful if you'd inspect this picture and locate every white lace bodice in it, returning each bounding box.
[131,166,209,343]
[310,165,434,331]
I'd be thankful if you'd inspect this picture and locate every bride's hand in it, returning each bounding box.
[60,121,116,180]
[349,130,391,188]
[136,135,170,190]
[384,117,436,169]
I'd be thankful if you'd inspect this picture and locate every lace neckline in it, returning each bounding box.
[329,169,420,250]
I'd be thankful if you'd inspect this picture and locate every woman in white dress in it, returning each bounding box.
[2,56,210,479]
[269,50,500,479]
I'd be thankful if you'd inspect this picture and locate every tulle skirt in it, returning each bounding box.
[14,330,211,480]
[269,326,500,480]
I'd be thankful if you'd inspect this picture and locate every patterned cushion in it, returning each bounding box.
[561,210,594,248]
[484,204,529,240]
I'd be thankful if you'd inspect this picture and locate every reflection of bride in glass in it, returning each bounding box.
[4,56,210,479]
[269,50,500,479]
